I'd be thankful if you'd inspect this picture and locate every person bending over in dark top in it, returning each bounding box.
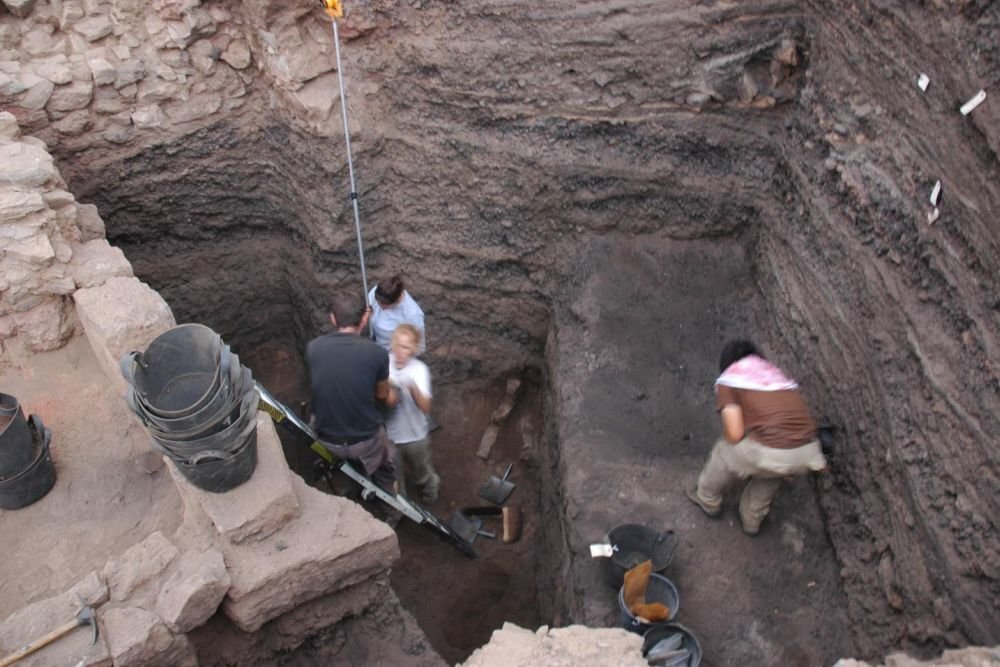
[306,292,396,492]
[686,339,826,536]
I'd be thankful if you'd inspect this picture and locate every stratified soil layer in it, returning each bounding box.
[59,0,999,662]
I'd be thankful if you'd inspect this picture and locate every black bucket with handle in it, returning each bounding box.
[121,324,259,493]
[0,415,56,510]
[617,572,680,635]
[602,524,679,588]
[170,424,258,493]
[642,623,703,666]
[121,324,226,418]
[0,393,36,477]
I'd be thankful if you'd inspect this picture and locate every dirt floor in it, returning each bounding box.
[550,233,855,666]
[389,379,544,666]
[0,336,182,622]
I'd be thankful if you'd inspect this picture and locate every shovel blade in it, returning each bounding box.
[447,512,482,544]
[477,478,516,505]
[477,464,516,505]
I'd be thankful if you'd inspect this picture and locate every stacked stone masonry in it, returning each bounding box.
[0,415,404,666]
[0,0,372,150]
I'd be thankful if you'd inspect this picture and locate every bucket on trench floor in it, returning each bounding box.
[170,425,258,493]
[120,323,225,417]
[0,393,36,478]
[0,415,56,510]
[617,572,680,635]
[602,523,679,588]
[642,623,703,667]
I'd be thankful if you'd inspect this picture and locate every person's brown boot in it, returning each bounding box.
[685,487,721,518]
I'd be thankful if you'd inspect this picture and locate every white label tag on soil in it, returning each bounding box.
[590,543,614,558]
[960,89,986,116]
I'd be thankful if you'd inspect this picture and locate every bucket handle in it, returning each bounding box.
[0,416,52,485]
[119,351,141,386]
[656,529,678,544]
[655,529,680,563]
[187,449,234,465]
[124,391,154,427]
[0,393,20,418]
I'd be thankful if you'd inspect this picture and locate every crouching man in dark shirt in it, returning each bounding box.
[307,292,396,493]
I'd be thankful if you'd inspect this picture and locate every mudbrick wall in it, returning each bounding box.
[1,0,998,661]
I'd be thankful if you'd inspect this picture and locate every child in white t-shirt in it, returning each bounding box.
[385,324,440,503]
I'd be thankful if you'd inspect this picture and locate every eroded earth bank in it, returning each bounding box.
[2,0,998,664]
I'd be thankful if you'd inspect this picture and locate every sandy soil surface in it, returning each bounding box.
[0,335,182,621]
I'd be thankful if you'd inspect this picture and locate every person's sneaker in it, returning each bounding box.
[685,487,721,518]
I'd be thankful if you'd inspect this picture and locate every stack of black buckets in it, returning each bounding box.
[0,393,56,510]
[121,323,258,493]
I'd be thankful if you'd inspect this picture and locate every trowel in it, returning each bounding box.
[477,463,516,505]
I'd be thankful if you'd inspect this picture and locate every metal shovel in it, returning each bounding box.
[447,511,495,544]
[477,462,516,505]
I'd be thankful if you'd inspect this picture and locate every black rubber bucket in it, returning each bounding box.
[642,623,703,667]
[0,416,56,510]
[602,524,679,588]
[131,361,248,441]
[0,393,35,477]
[617,572,680,635]
[127,347,236,434]
[170,425,258,493]
[151,384,258,456]
[120,324,225,417]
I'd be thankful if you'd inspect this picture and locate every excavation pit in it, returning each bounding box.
[2,0,999,664]
[64,116,853,663]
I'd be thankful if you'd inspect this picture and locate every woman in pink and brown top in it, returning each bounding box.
[686,339,827,536]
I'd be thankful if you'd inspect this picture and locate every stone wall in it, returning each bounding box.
[0,419,415,666]
[0,0,378,368]
[0,110,129,366]
[0,0,372,159]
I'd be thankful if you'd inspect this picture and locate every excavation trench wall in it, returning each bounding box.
[6,0,998,661]
[73,120,551,382]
